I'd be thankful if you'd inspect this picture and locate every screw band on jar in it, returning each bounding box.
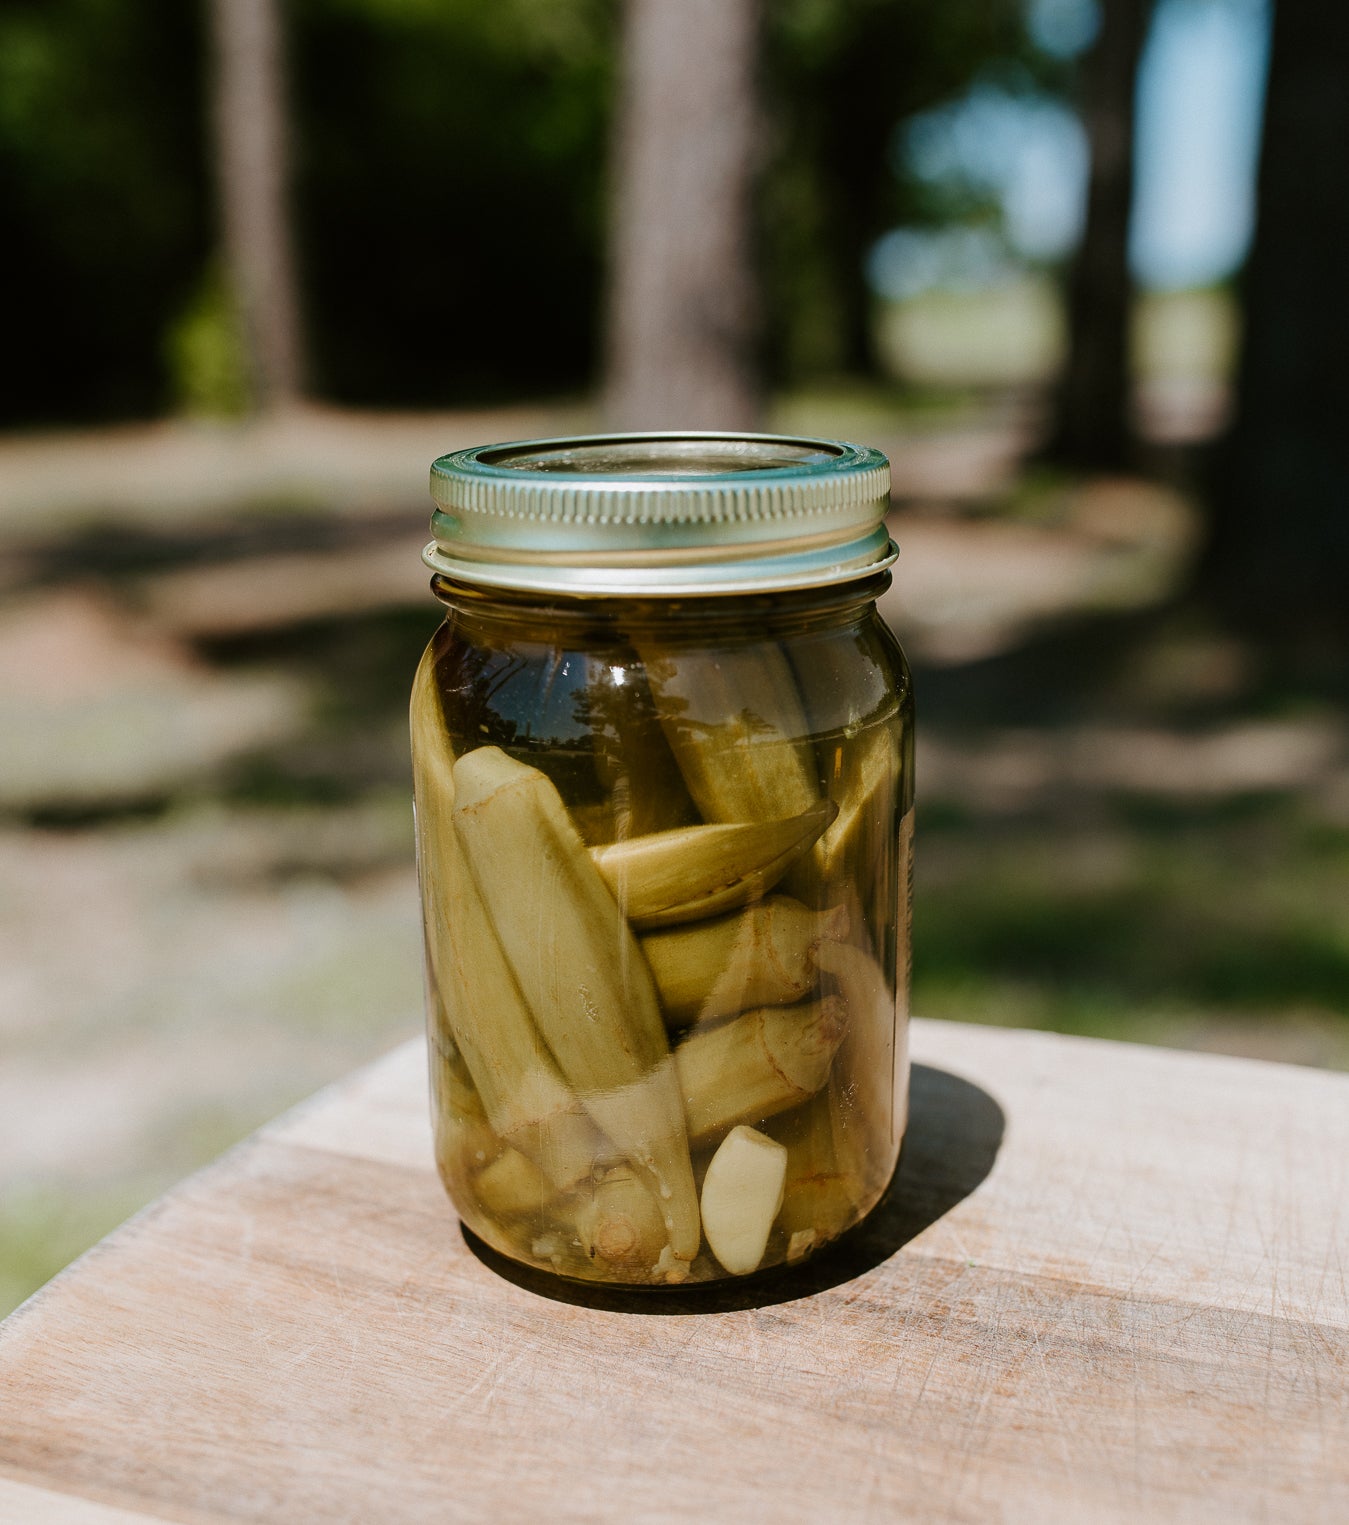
[426,431,896,595]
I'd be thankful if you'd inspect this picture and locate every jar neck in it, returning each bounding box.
[429,571,893,641]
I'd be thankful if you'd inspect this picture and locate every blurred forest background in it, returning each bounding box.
[2,0,1347,1315]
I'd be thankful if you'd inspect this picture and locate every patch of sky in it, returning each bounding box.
[870,0,1271,301]
[1130,0,1271,290]
[872,82,1087,299]
[868,226,1016,304]
[1026,0,1101,59]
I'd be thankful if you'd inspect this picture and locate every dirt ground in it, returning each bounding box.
[2,400,1347,1316]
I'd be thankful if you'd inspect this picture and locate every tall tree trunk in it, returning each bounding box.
[1200,2,1349,648]
[1043,0,1150,471]
[603,0,763,432]
[208,0,305,411]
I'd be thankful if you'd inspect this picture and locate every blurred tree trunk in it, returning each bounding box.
[207,0,305,411]
[603,0,763,431]
[1042,0,1150,471]
[1200,3,1349,648]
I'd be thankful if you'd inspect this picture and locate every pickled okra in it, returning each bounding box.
[639,642,820,829]
[640,895,847,1027]
[589,800,835,929]
[420,711,906,1277]
[412,655,607,1191]
[674,995,847,1147]
[452,746,702,1270]
[415,649,909,1282]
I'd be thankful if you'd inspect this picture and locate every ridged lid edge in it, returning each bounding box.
[426,431,895,596]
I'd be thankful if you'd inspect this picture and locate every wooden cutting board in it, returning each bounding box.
[1,1019,1346,1524]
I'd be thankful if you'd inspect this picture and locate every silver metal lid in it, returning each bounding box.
[425,431,895,596]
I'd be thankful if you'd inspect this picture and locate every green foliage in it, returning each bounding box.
[0,0,618,424]
[0,0,1050,421]
[0,0,210,423]
[290,0,618,406]
[165,262,253,417]
[760,0,1035,382]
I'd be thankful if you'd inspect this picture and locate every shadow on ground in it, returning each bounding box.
[462,1061,1006,1314]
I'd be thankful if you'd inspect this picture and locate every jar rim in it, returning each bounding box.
[425,430,896,596]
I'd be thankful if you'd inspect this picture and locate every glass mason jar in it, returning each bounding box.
[410,434,914,1287]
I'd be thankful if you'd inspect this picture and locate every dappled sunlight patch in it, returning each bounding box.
[920,714,1349,813]
[881,477,1197,665]
[913,807,1349,1070]
[0,590,309,814]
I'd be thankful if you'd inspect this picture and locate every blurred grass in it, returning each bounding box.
[0,1187,151,1319]
[165,259,252,418]
[874,281,1237,392]
[877,275,1066,390]
[915,798,1349,1068]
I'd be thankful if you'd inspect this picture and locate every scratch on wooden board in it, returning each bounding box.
[1205,1161,1248,1307]
[714,1308,764,1380]
[1024,1299,1078,1482]
[944,1286,1008,1519]
[1130,1307,1148,1514]
[1317,1207,1348,1326]
[1262,1261,1283,1419]
[1123,1238,1166,1301]
[322,1267,366,1406]
[896,1260,970,1414]
[936,1215,977,1267]
[1313,1159,1348,1324]
[439,1342,532,1415]
[232,1253,368,1396]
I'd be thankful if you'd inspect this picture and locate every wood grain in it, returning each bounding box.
[1,1020,1345,1524]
